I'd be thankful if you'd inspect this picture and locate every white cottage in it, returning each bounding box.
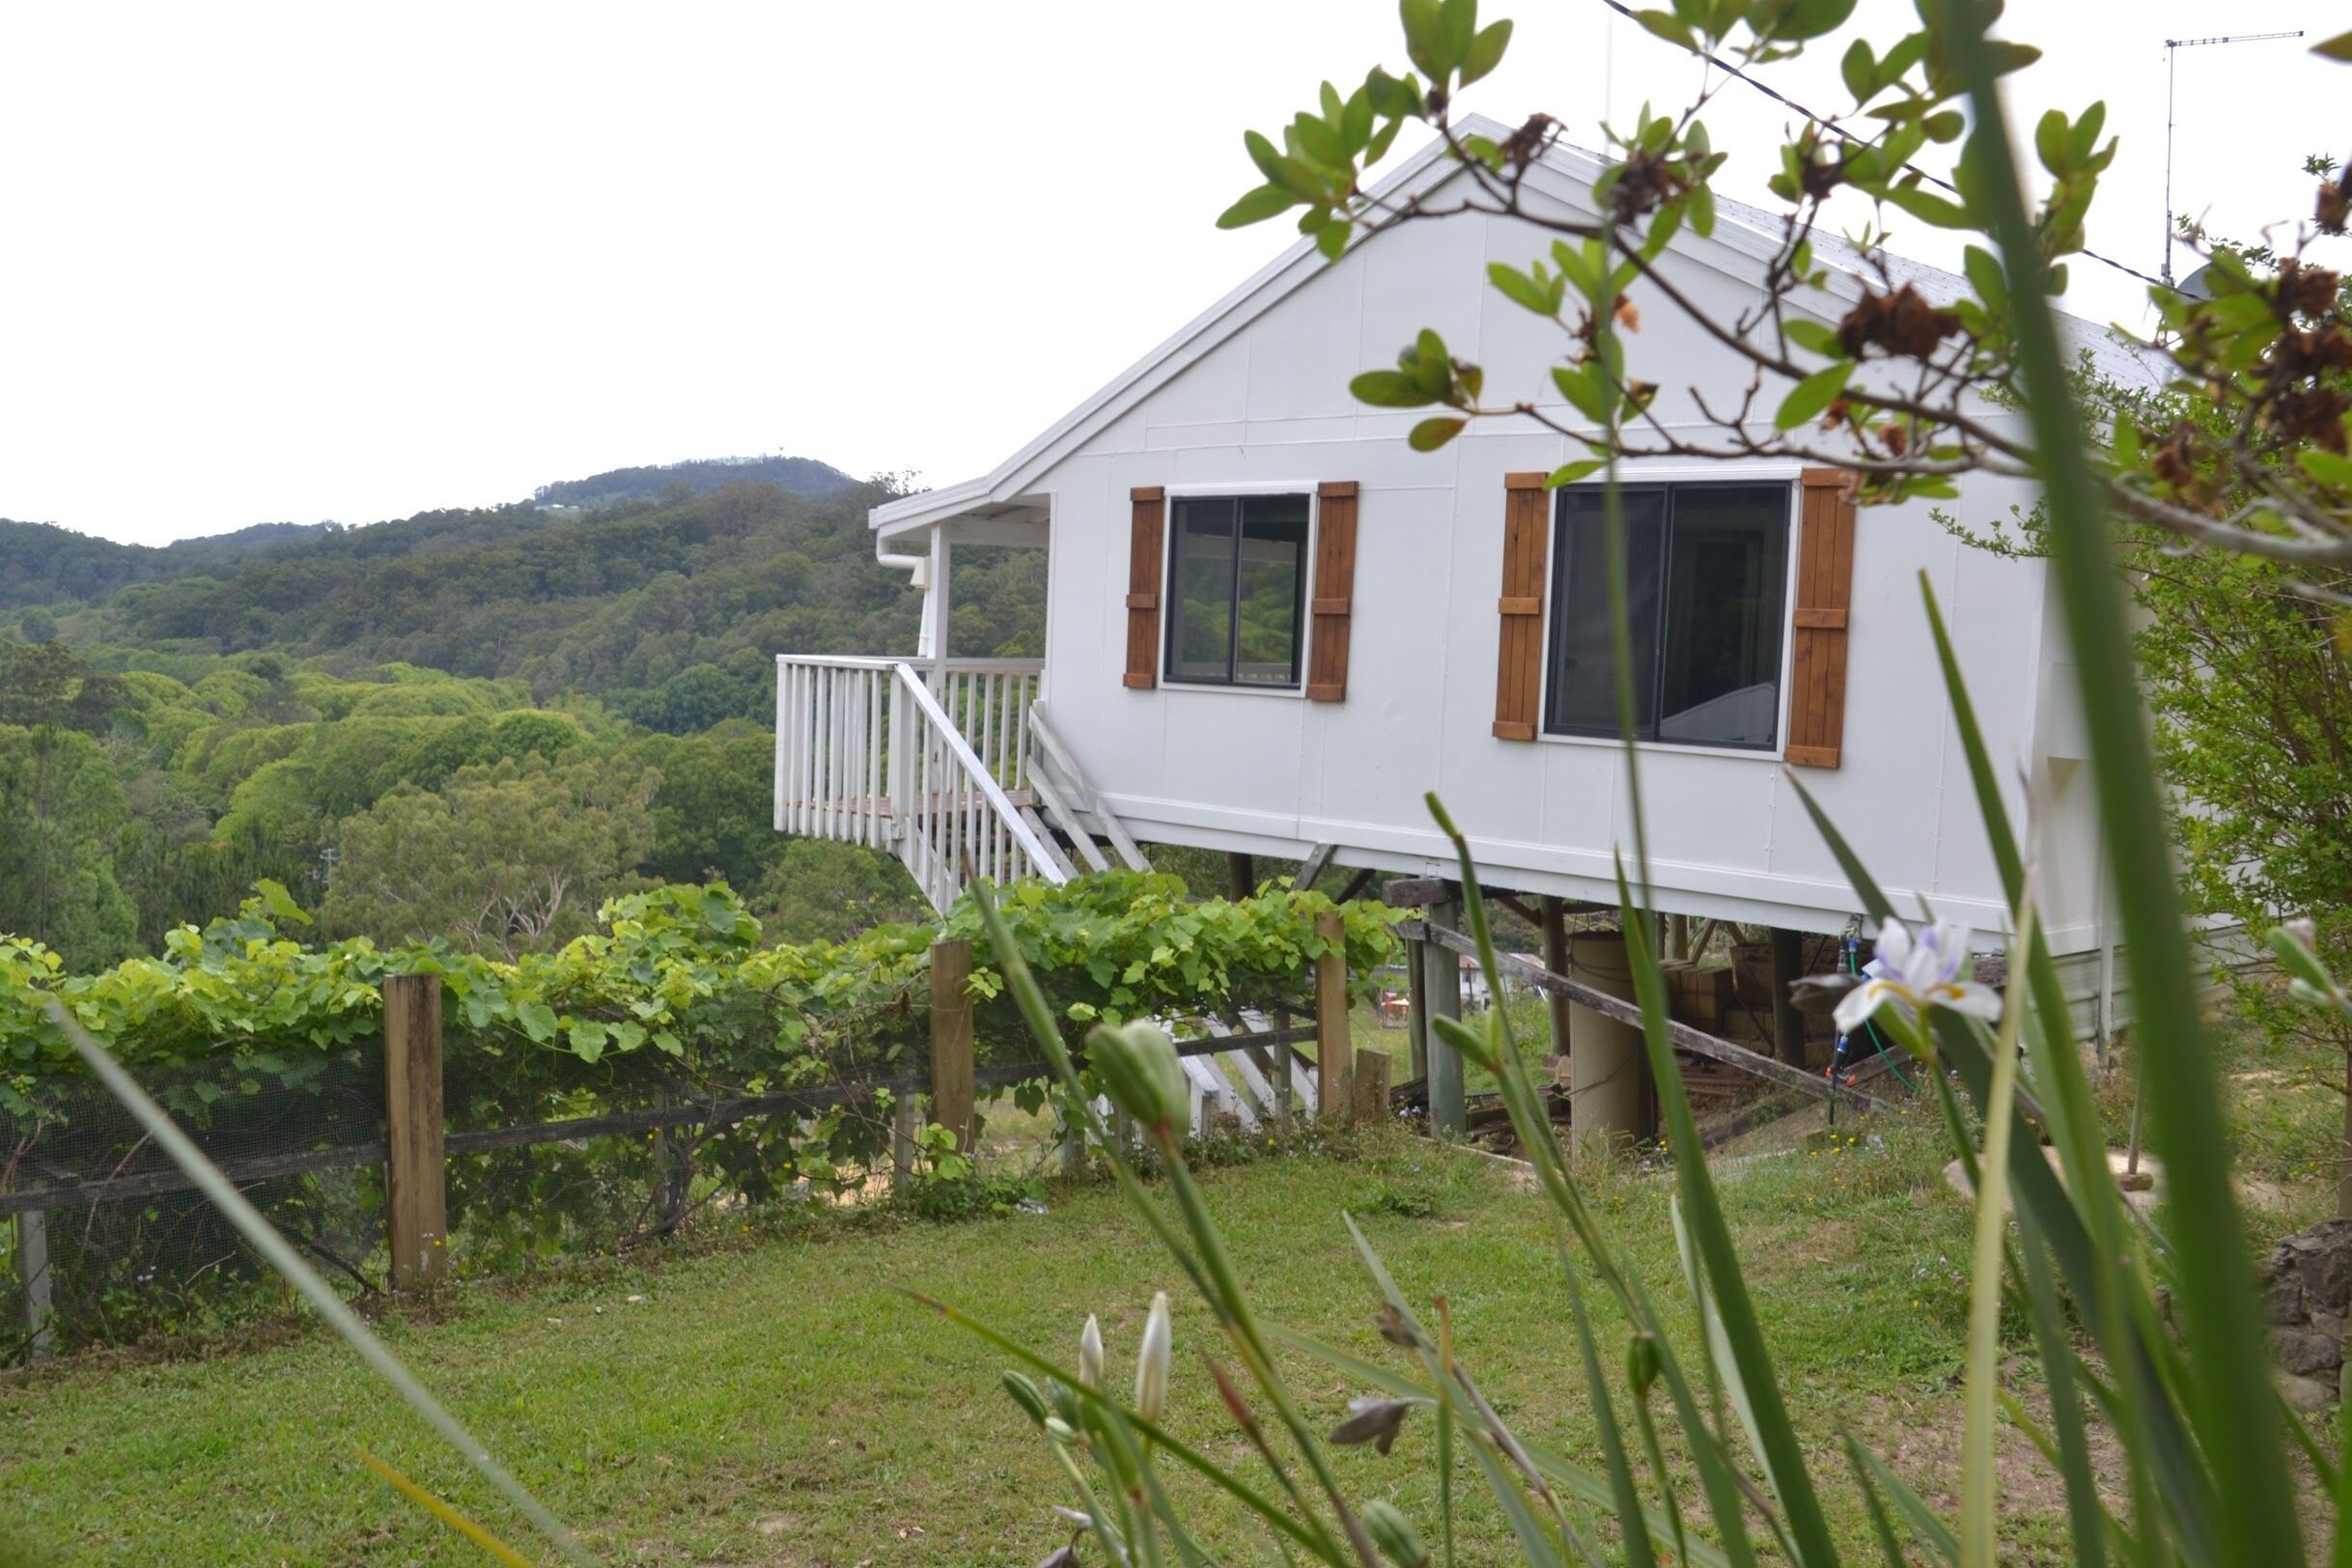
[776,116,2143,1028]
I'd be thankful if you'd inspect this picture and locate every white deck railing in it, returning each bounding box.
[774,655,1062,910]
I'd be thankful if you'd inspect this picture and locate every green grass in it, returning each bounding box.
[3,1110,2006,1566]
[1,1010,2332,1567]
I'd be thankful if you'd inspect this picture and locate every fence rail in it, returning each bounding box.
[8,937,1370,1352]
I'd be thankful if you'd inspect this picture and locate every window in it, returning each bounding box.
[1163,493,1310,687]
[1544,482,1790,748]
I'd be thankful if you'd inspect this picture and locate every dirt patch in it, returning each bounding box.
[1844,1383,2125,1530]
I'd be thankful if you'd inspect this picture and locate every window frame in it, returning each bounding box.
[1538,476,1800,755]
[1157,482,1320,697]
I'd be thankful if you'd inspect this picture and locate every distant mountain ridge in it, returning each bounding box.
[0,454,864,612]
[532,455,859,510]
[0,518,339,611]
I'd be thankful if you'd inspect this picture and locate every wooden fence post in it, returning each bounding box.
[18,1210,53,1361]
[1353,1047,1391,1126]
[382,974,448,1293]
[929,938,976,1152]
[1770,927,1806,1066]
[891,1095,918,1185]
[1314,910,1354,1124]
[1422,897,1466,1138]
[1404,932,1430,1084]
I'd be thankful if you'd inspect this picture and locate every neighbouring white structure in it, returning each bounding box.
[775,116,2150,1020]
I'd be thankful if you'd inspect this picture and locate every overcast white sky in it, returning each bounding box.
[2,2,2341,546]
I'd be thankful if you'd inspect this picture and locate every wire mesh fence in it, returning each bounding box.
[2,1044,385,1358]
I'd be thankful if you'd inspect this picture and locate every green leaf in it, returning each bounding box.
[1486,260,1558,316]
[1962,244,2005,309]
[1841,38,1878,100]
[1400,0,1447,75]
[2103,416,2141,476]
[1292,113,1344,170]
[1687,181,1716,237]
[1774,361,1854,429]
[2033,108,2068,176]
[1633,9,1697,50]
[1882,182,1974,230]
[1552,364,1610,425]
[1243,129,1323,200]
[514,1000,557,1044]
[1408,416,1467,451]
[1754,0,1858,42]
[1460,18,1512,85]
[2297,448,2352,490]
[2068,100,2107,166]
[1350,370,1438,407]
[1545,460,1607,488]
[252,878,313,927]
[2315,27,2352,62]
[1781,318,1843,356]
[1217,183,1295,229]
[567,1021,607,1063]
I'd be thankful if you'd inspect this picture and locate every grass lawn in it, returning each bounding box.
[1,998,2336,1566]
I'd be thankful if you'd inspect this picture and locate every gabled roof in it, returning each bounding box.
[872,113,2152,539]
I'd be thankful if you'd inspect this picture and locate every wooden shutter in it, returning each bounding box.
[1783,467,1857,768]
[1493,472,1551,740]
[1124,487,1164,689]
[1305,480,1358,701]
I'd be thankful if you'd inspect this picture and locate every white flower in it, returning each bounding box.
[1832,916,2002,1035]
[1078,1313,1105,1389]
[1134,1292,1171,1423]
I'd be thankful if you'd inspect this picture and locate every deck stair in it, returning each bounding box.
[774,656,1145,912]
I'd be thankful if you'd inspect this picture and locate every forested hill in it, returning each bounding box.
[0,518,336,611]
[532,454,858,509]
[0,453,858,616]
[36,477,1043,737]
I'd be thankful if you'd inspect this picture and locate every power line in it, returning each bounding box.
[1586,0,2171,290]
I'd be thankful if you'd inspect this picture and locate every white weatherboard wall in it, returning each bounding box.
[1020,193,2075,949]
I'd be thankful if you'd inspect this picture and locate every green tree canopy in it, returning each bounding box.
[322,751,658,958]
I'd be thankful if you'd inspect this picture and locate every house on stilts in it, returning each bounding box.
[775,114,2166,1111]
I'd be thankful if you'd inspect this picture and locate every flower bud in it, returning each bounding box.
[1048,1376,1083,1429]
[1134,1290,1172,1423]
[1002,1370,1050,1426]
[1088,1021,1191,1135]
[1362,1499,1429,1566]
[1078,1313,1105,1389]
[1625,1332,1660,1402]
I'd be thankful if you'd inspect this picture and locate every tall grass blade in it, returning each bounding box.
[1839,1432,1918,1568]
[357,1450,535,1567]
[1610,864,1841,1564]
[1945,2,2300,1555]
[914,1294,1347,1563]
[2014,1214,2110,1566]
[1961,897,2036,1567]
[1557,1259,1656,1568]
[1844,1433,1959,1564]
[42,1000,595,1567]
[2337,1394,2352,1568]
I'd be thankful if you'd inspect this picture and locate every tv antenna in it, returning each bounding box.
[2163,30,2303,285]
